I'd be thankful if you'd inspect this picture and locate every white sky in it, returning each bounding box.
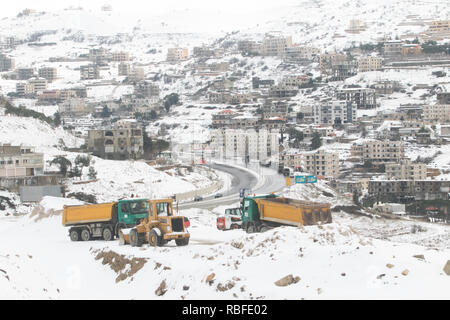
[0,0,300,17]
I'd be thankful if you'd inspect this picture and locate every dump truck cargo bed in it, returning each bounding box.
[62,203,115,226]
[254,197,332,226]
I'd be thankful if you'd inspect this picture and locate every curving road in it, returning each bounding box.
[177,162,286,210]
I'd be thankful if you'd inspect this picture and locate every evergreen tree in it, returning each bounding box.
[310,132,322,150]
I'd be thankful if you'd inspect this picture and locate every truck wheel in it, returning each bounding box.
[80,229,90,241]
[70,229,80,241]
[175,237,189,246]
[259,225,269,233]
[246,224,256,234]
[148,229,161,247]
[130,229,141,247]
[102,228,113,241]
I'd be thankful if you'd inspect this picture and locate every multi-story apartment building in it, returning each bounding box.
[28,77,47,93]
[320,53,357,81]
[313,101,356,125]
[368,180,450,201]
[129,67,145,82]
[211,128,279,161]
[358,56,383,72]
[59,98,90,115]
[280,149,340,178]
[87,120,144,160]
[437,92,450,105]
[193,46,224,58]
[428,20,450,32]
[80,64,100,80]
[111,51,130,62]
[16,82,35,96]
[263,99,289,118]
[269,84,298,98]
[336,87,377,109]
[423,104,450,123]
[17,68,35,80]
[351,140,405,163]
[252,77,275,89]
[211,110,260,129]
[237,40,261,55]
[118,62,130,76]
[385,159,427,180]
[285,46,320,61]
[0,145,44,178]
[261,35,292,57]
[383,40,403,56]
[167,48,188,62]
[38,67,57,82]
[134,81,160,98]
[0,54,15,71]
[280,75,311,88]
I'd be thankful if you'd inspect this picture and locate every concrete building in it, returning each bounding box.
[80,64,100,80]
[59,98,90,115]
[320,53,357,81]
[269,84,298,98]
[351,140,405,163]
[385,159,427,180]
[261,35,292,57]
[336,87,377,109]
[280,149,340,178]
[87,120,144,160]
[238,40,261,55]
[0,145,44,178]
[211,128,279,161]
[211,110,260,129]
[368,180,450,201]
[401,44,422,56]
[118,62,130,76]
[280,75,311,88]
[17,68,35,80]
[423,104,450,123]
[252,77,275,89]
[129,67,145,82]
[263,99,289,118]
[16,82,35,96]
[112,51,130,62]
[358,56,383,72]
[383,40,403,56]
[313,101,356,125]
[134,81,160,98]
[28,77,47,93]
[38,67,57,82]
[167,48,188,62]
[0,54,15,71]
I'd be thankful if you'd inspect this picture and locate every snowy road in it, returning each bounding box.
[178,162,286,210]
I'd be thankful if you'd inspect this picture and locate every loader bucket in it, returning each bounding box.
[119,228,132,245]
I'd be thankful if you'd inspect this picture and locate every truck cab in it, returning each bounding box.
[116,199,149,227]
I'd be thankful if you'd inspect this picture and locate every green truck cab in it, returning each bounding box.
[240,194,277,232]
[115,199,149,227]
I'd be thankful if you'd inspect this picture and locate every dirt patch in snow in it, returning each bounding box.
[29,205,62,222]
[91,249,148,283]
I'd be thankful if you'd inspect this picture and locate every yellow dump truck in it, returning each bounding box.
[62,198,150,241]
[241,194,332,233]
[119,198,190,247]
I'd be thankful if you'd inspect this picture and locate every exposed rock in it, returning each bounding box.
[413,255,425,261]
[386,263,394,269]
[183,285,190,291]
[205,273,215,284]
[217,281,235,292]
[443,261,450,275]
[274,274,300,287]
[377,274,386,279]
[401,269,409,276]
[155,280,167,296]
[231,241,244,249]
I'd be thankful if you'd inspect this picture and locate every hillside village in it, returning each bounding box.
[0,1,449,300]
